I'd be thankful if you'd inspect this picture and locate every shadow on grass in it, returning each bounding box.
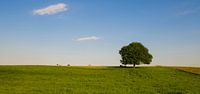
[176,68,200,75]
[111,66,142,69]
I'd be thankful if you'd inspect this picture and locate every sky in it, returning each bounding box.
[0,0,200,66]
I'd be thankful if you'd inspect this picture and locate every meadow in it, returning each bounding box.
[0,66,199,94]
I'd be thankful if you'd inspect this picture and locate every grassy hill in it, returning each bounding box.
[0,66,199,94]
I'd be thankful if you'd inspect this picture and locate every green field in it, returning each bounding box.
[0,66,199,94]
[176,67,200,75]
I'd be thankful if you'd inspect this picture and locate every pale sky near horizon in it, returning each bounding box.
[0,0,200,66]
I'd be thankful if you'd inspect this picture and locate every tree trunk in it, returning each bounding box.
[133,63,135,68]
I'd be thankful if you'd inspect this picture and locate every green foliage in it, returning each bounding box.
[119,42,153,67]
[0,66,200,94]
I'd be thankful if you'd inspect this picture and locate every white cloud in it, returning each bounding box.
[176,6,200,16]
[33,3,68,15]
[76,36,100,41]
[178,10,196,16]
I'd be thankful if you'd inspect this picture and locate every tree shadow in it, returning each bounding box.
[111,66,141,68]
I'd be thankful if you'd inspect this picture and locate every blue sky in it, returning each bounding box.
[0,0,200,66]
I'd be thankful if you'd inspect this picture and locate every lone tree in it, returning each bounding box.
[119,42,153,68]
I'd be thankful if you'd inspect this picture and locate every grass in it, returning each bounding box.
[0,66,199,94]
[176,67,200,75]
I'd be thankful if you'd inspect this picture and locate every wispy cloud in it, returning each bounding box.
[76,36,100,41]
[178,10,196,16]
[33,3,68,15]
[176,5,200,16]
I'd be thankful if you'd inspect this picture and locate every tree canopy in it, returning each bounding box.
[119,42,153,68]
